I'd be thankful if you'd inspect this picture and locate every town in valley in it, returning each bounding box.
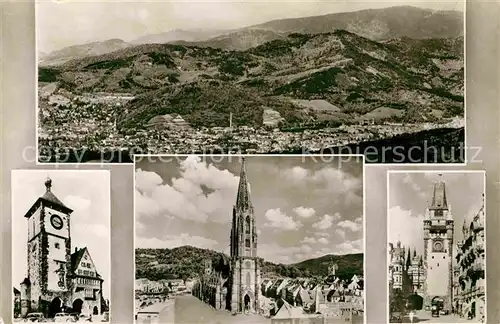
[37,4,465,163]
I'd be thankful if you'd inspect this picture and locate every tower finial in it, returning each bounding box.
[235,157,251,210]
[430,175,448,209]
[45,176,52,191]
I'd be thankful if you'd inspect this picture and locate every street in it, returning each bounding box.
[400,310,474,323]
[172,295,271,324]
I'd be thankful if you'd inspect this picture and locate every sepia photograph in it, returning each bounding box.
[36,1,464,164]
[134,155,365,323]
[11,170,111,323]
[387,171,486,323]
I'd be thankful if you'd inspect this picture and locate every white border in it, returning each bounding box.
[10,169,112,323]
[132,154,367,324]
[386,169,487,324]
[34,2,467,167]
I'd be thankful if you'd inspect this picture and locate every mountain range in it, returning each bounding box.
[135,245,363,281]
[39,28,464,129]
[39,6,463,65]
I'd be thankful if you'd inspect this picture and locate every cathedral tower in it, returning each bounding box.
[23,177,74,316]
[229,158,261,313]
[423,175,454,310]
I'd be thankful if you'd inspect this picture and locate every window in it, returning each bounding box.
[245,239,250,247]
[443,256,445,259]
[245,216,251,234]
[437,263,439,267]
[432,256,434,259]
[55,243,60,249]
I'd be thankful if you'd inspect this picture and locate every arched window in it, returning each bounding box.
[245,216,251,234]
[246,272,251,286]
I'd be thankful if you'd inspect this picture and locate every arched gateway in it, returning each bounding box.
[72,299,84,314]
[48,297,62,318]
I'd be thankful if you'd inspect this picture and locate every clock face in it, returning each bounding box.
[433,241,443,252]
[50,214,63,230]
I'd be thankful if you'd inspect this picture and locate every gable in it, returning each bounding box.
[74,248,99,277]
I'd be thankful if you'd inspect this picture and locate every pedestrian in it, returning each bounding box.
[409,310,415,323]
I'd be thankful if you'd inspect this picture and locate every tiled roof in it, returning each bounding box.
[71,247,87,272]
[41,177,71,210]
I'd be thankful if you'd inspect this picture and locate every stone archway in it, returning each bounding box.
[48,297,62,318]
[93,306,99,315]
[407,294,423,310]
[72,299,84,314]
[244,294,251,313]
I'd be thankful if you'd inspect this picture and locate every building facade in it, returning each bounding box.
[453,194,486,322]
[423,178,454,310]
[193,158,261,313]
[18,178,104,318]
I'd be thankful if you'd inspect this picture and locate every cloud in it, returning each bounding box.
[136,168,163,193]
[335,228,346,239]
[293,206,316,219]
[136,233,219,249]
[337,220,362,232]
[263,208,302,230]
[73,224,108,239]
[63,195,91,212]
[135,157,240,225]
[283,166,309,181]
[402,173,427,199]
[318,237,329,244]
[388,206,424,254]
[301,236,317,244]
[259,243,316,264]
[312,213,341,230]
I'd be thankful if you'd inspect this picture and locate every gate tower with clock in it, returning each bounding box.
[21,177,74,316]
[423,175,454,310]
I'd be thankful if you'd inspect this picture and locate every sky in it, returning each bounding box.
[135,155,364,264]
[388,171,485,256]
[36,0,465,53]
[11,170,111,300]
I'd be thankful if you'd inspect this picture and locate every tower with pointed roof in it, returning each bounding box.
[19,177,104,318]
[228,157,261,313]
[423,175,454,310]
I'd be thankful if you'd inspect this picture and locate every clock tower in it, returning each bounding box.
[22,177,74,315]
[423,176,454,310]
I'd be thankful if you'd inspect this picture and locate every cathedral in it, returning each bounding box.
[192,158,262,313]
[17,177,104,318]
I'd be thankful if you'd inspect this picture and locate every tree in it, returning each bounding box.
[390,289,407,314]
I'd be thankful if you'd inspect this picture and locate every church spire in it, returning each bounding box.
[430,174,448,210]
[235,157,251,210]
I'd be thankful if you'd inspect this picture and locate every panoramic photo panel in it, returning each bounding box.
[134,155,365,323]
[11,170,111,323]
[387,171,486,323]
[37,1,464,164]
